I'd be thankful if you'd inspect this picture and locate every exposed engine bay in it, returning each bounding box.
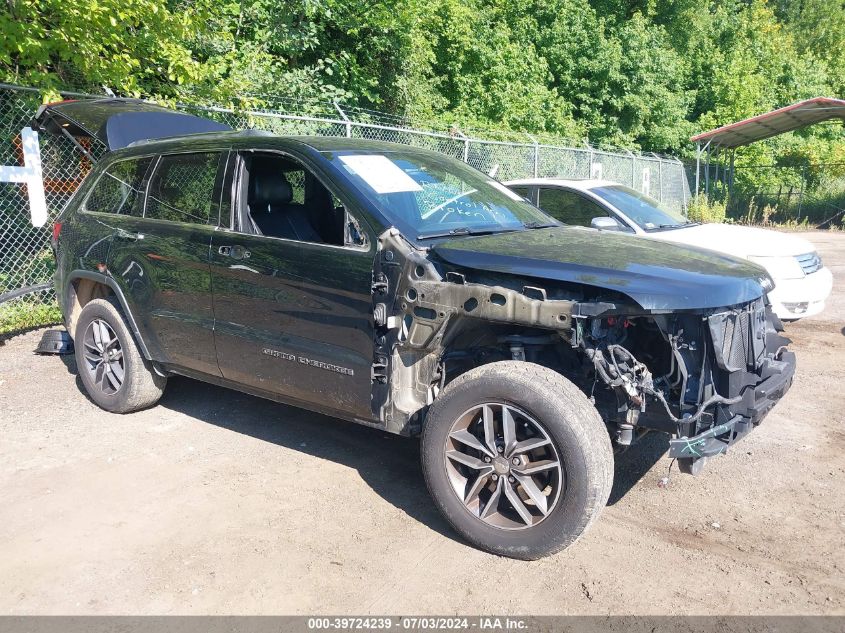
[371,229,796,475]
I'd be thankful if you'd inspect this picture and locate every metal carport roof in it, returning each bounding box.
[690,97,845,149]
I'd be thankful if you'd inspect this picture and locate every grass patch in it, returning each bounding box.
[686,195,727,224]
[0,299,63,337]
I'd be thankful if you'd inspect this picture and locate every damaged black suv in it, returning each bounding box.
[40,99,795,559]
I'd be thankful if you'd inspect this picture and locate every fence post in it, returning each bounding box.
[695,141,701,197]
[679,158,689,210]
[797,164,806,220]
[449,125,470,163]
[453,129,469,164]
[526,134,540,178]
[333,101,352,138]
[728,149,736,214]
[713,147,720,196]
[655,154,664,204]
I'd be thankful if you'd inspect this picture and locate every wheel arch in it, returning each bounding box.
[65,270,153,360]
[391,314,577,437]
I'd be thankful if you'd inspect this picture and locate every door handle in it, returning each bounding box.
[218,245,250,259]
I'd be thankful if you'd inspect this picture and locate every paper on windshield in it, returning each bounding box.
[339,155,423,194]
[487,180,524,201]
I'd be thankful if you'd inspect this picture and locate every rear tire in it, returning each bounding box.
[421,361,613,559]
[74,298,166,413]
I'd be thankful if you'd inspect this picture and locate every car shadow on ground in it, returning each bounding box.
[608,432,668,504]
[160,376,463,540]
[58,355,662,536]
[58,352,460,542]
[59,352,105,410]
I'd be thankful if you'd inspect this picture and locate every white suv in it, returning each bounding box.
[506,178,833,321]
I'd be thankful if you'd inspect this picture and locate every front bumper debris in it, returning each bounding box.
[735,350,796,424]
[670,349,796,464]
[669,415,744,460]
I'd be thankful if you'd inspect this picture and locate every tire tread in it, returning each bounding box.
[422,361,613,559]
[74,298,166,413]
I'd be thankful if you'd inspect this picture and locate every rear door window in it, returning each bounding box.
[539,188,610,227]
[145,152,224,225]
[83,157,154,216]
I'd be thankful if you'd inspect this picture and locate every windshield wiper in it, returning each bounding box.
[522,221,558,229]
[657,221,700,229]
[417,227,517,240]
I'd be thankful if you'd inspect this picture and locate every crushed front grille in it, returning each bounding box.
[722,309,750,370]
[708,298,765,373]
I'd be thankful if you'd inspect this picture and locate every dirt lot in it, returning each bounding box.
[1,231,843,615]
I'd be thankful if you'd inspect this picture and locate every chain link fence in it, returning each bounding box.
[0,83,690,333]
[728,163,845,228]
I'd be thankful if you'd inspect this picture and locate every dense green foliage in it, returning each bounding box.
[1,0,844,219]
[3,0,841,146]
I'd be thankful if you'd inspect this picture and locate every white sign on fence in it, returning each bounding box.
[641,167,651,196]
[590,162,603,180]
[0,128,47,227]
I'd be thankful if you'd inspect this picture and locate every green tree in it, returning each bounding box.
[1,0,843,197]
[0,0,204,98]
[184,0,412,108]
[399,0,581,137]
[774,0,845,95]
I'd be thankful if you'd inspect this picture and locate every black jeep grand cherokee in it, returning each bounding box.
[39,99,795,559]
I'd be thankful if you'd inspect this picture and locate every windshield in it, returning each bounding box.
[590,185,691,231]
[322,149,555,239]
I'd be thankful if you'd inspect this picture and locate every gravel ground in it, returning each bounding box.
[0,231,843,615]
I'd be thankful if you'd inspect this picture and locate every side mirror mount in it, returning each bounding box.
[591,216,624,231]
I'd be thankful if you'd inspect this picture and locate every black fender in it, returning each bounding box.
[66,269,153,360]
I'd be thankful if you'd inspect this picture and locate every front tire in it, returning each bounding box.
[74,298,166,413]
[421,361,613,559]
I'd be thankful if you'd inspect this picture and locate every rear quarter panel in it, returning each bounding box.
[53,174,113,319]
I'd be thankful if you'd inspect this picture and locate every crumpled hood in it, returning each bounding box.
[431,226,771,311]
[646,223,817,258]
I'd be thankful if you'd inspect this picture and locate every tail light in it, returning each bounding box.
[52,221,62,243]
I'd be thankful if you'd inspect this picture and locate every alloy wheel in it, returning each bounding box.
[444,403,563,530]
[82,318,125,395]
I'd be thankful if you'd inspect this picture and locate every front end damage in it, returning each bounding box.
[576,299,795,474]
[371,229,795,475]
